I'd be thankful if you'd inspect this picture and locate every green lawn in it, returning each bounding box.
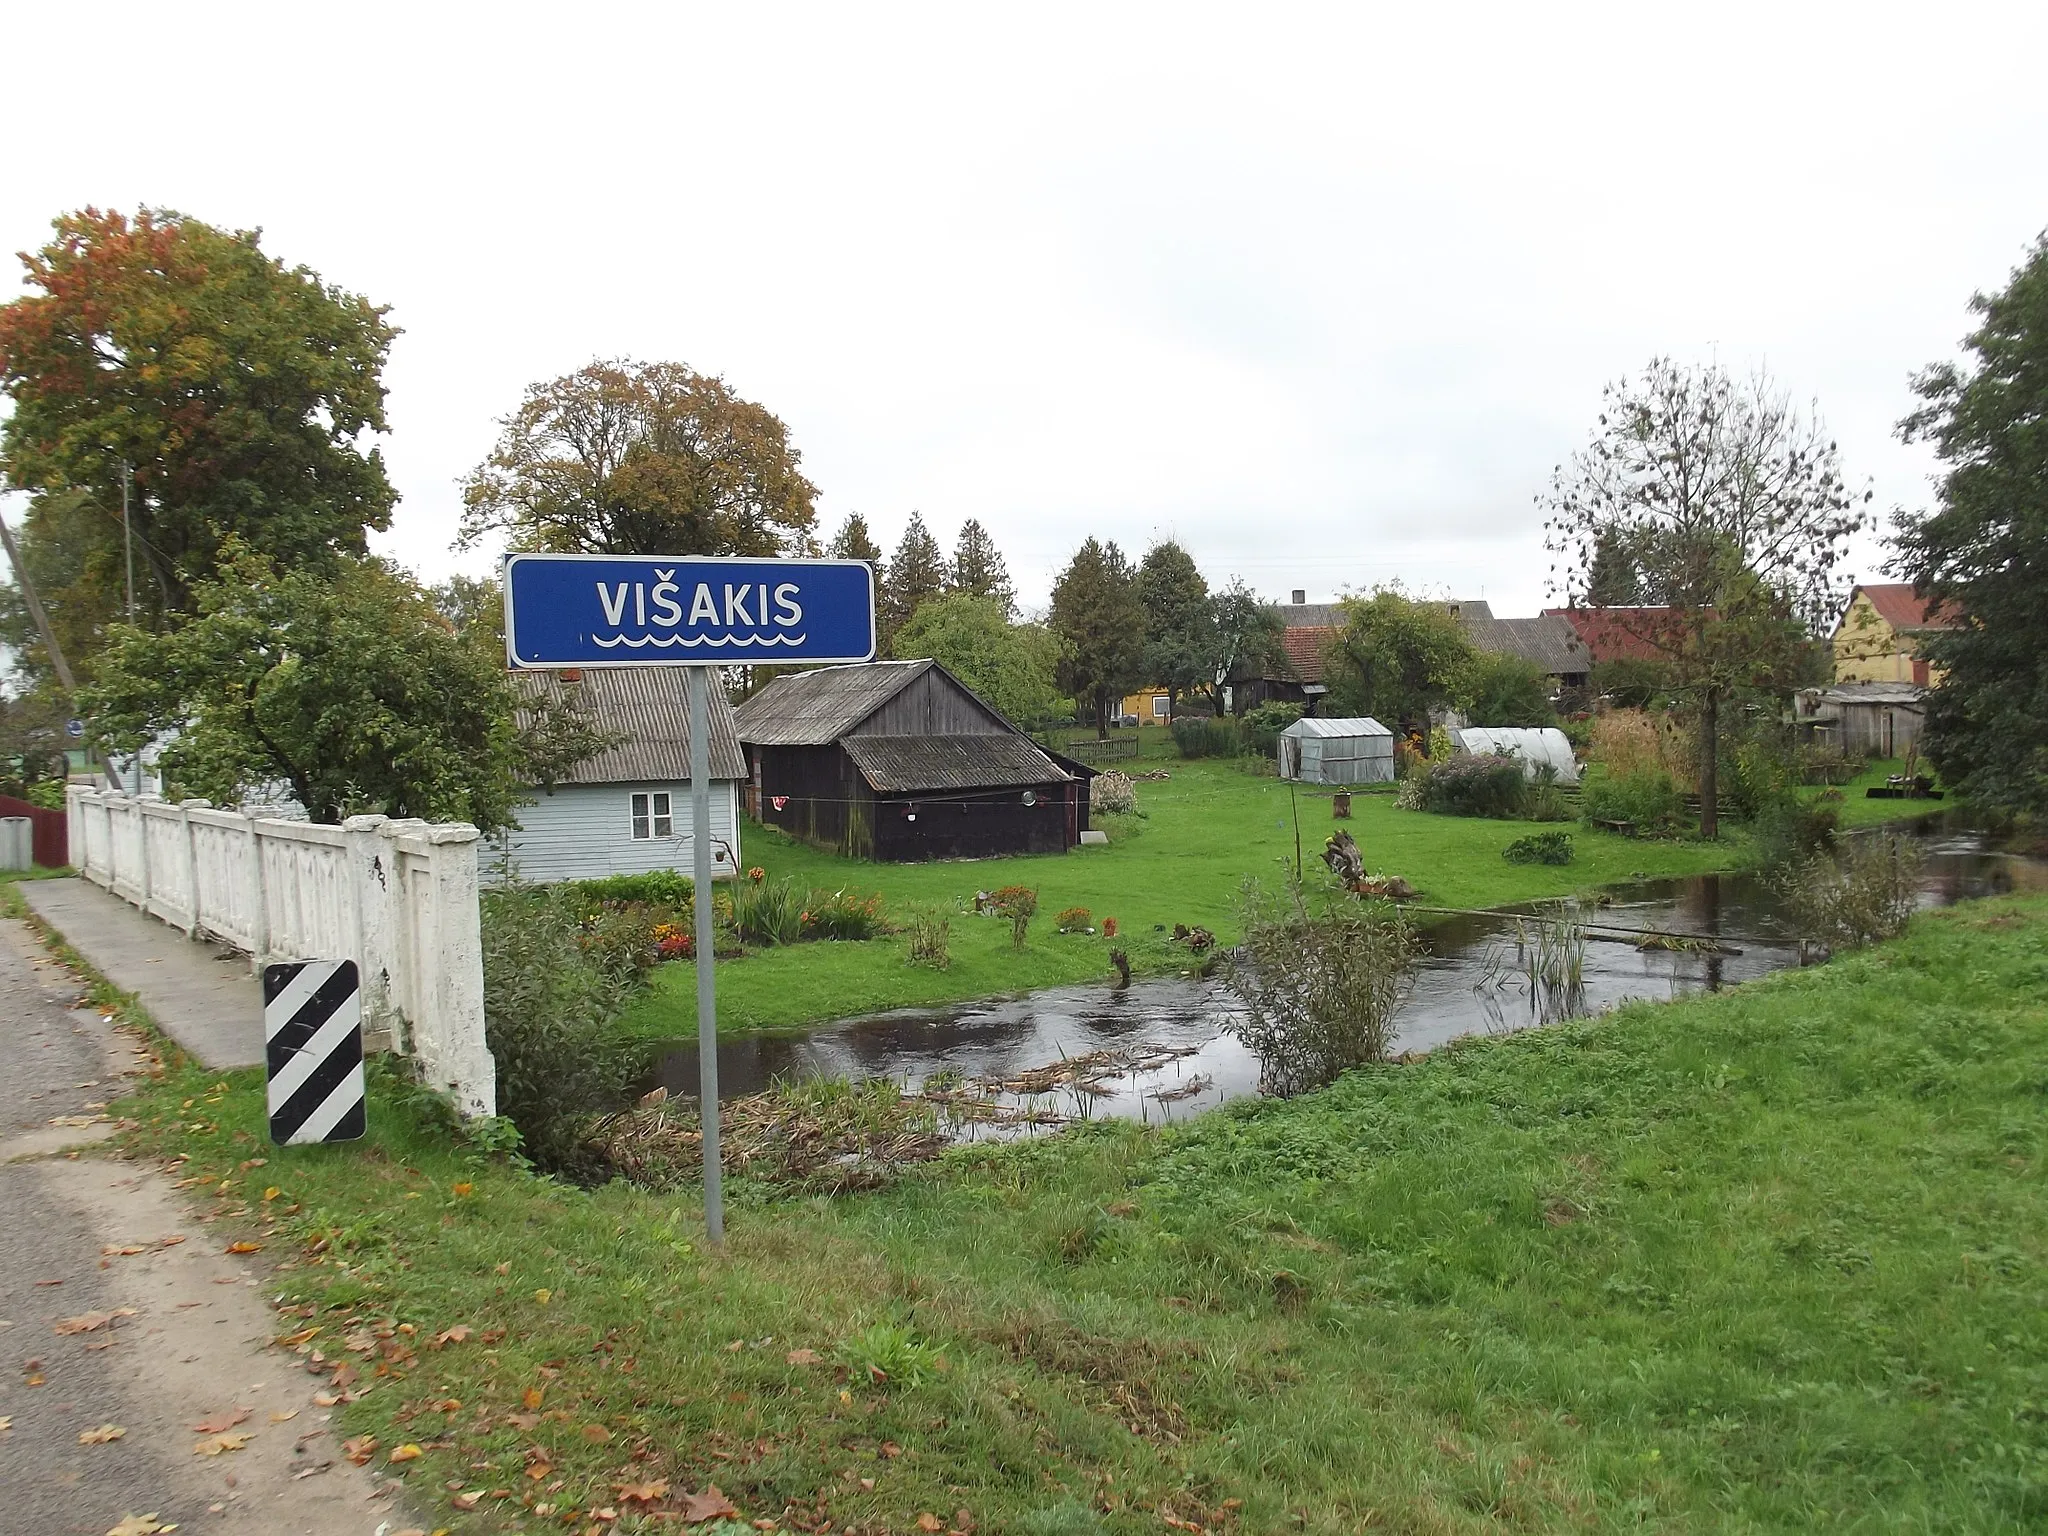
[626,760,1764,1037]
[89,893,2048,1533]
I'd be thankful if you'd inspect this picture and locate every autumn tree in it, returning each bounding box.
[459,359,818,558]
[1895,236,2048,817]
[950,518,1015,616]
[1204,578,1287,714]
[1137,540,1213,717]
[880,513,947,644]
[0,207,397,647]
[1543,359,1868,836]
[892,593,1059,725]
[83,547,553,829]
[1322,589,1476,738]
[1049,538,1145,738]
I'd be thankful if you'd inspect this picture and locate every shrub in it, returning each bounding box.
[1101,916,1118,938]
[1239,701,1303,757]
[1394,771,1427,811]
[1465,653,1557,728]
[569,870,694,909]
[651,921,694,960]
[906,906,951,969]
[576,901,669,982]
[731,876,805,946]
[1779,833,1923,952]
[480,888,644,1177]
[991,884,1038,948]
[1418,753,1528,818]
[1055,905,1092,933]
[1091,771,1136,814]
[1795,743,1862,786]
[1172,716,1241,758]
[1525,764,1574,822]
[1754,795,1841,867]
[1225,882,1414,1097]
[1393,739,1427,780]
[1581,768,1684,834]
[801,887,885,941]
[1503,830,1573,865]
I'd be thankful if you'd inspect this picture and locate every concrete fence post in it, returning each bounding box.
[179,800,211,938]
[246,815,270,972]
[422,823,494,1119]
[342,814,398,1053]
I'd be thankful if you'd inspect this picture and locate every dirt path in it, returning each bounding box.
[0,918,422,1536]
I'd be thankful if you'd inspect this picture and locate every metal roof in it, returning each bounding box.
[1463,614,1591,676]
[1282,716,1393,738]
[1807,682,1928,706]
[732,659,938,746]
[512,668,747,784]
[840,733,1073,793]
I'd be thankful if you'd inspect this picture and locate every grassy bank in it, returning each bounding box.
[623,759,1761,1037]
[94,895,2048,1533]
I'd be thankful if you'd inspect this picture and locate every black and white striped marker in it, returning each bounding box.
[262,960,367,1146]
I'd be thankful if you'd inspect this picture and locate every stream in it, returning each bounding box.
[646,819,2047,1129]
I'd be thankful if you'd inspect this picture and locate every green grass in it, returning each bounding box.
[92,895,2048,1532]
[1828,757,1953,829]
[625,760,1764,1036]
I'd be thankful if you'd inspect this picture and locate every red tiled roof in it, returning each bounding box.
[1282,626,1337,682]
[1854,583,1962,634]
[1543,607,1693,664]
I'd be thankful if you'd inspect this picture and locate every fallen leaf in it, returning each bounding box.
[158,1236,186,1248]
[225,1241,262,1255]
[312,1390,345,1407]
[24,1371,45,1387]
[192,1432,251,1456]
[189,1407,251,1434]
[106,1517,178,1536]
[451,1181,474,1196]
[917,1516,943,1533]
[388,1443,423,1462]
[451,1490,483,1510]
[582,1423,613,1443]
[679,1485,740,1524]
[341,1434,378,1464]
[525,1462,553,1481]
[279,1327,320,1346]
[880,1441,903,1459]
[433,1324,472,1347]
[618,1479,670,1503]
[494,1261,512,1276]
[532,1288,552,1305]
[724,1339,745,1353]
[0,1416,11,1433]
[55,1308,137,1334]
[101,1244,147,1257]
[785,1348,821,1366]
[80,1423,127,1444]
[521,1386,544,1410]
[431,1397,462,1412]
[269,1408,299,1423]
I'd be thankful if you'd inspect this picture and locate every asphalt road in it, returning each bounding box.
[0,917,411,1536]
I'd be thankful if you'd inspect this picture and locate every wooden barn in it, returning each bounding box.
[734,660,1085,861]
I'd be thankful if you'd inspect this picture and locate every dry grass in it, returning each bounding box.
[1589,709,1698,790]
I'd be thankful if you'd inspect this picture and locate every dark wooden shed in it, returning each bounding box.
[733,660,1083,861]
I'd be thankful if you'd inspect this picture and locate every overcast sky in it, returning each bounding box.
[3,2,2044,619]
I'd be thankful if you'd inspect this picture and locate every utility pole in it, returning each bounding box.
[0,501,119,789]
[122,461,134,622]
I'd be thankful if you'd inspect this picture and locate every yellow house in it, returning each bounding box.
[1115,687,1174,724]
[1832,583,1959,685]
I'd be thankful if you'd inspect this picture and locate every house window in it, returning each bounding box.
[631,791,673,840]
[1152,695,1169,719]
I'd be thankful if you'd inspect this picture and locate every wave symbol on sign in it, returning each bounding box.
[591,632,810,649]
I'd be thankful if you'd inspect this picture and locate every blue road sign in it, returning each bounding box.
[503,554,876,668]
[65,718,85,739]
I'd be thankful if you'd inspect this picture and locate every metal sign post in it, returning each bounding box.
[502,554,875,1244]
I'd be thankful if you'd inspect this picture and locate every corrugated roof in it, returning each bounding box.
[1463,614,1590,676]
[512,668,747,784]
[1277,602,1348,629]
[1282,716,1393,738]
[1809,681,1928,705]
[732,660,936,746]
[841,733,1073,793]
[1853,583,1962,634]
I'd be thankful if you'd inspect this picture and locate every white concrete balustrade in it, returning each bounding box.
[67,787,496,1118]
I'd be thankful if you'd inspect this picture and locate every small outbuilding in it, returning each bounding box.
[1278,716,1395,784]
[1449,726,1581,784]
[734,659,1083,860]
[1795,682,1927,758]
[490,667,747,884]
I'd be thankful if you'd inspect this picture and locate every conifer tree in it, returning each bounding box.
[880,513,947,645]
[950,518,1015,616]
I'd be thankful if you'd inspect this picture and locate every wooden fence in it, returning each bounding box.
[0,793,68,867]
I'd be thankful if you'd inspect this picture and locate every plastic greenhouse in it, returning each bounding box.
[1449,726,1581,784]
[1278,716,1396,785]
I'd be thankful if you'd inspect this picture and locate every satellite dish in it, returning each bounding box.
[1021,790,1037,807]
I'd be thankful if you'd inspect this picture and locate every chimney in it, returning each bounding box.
[1290,589,1306,605]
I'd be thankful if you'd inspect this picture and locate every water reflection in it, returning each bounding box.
[648,822,2044,1128]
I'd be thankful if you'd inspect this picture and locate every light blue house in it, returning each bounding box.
[488,668,746,885]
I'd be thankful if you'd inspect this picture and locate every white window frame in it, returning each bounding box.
[630,790,676,840]
[1152,694,1169,720]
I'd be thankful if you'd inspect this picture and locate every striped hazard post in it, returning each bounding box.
[262,960,367,1146]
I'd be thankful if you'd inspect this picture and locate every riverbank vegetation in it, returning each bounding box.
[97,893,2048,1532]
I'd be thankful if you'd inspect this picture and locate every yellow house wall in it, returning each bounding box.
[1832,593,1941,684]
[1117,689,1174,721]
